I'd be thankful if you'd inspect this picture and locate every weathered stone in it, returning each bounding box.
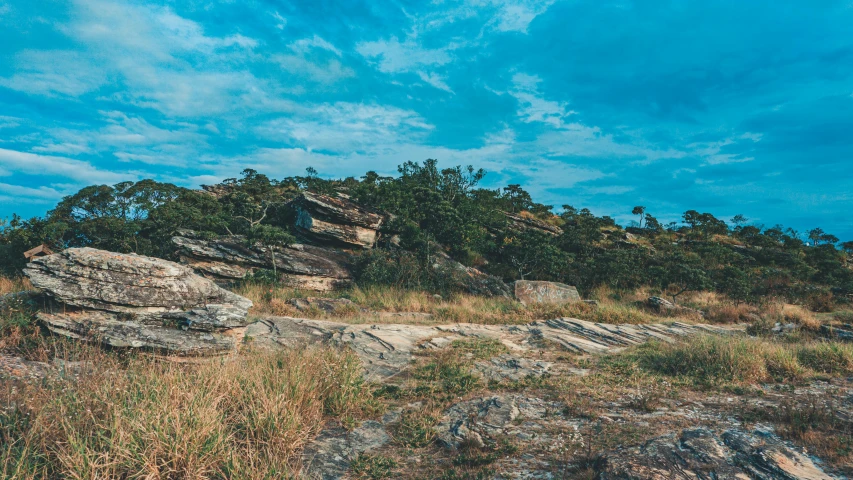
[290,297,359,314]
[503,212,563,236]
[647,296,704,317]
[248,316,741,380]
[599,427,839,479]
[436,395,572,450]
[292,192,384,249]
[474,354,552,382]
[514,280,580,305]
[24,248,252,356]
[36,310,243,356]
[25,248,251,315]
[820,323,853,342]
[302,413,397,479]
[172,231,352,291]
[432,252,513,298]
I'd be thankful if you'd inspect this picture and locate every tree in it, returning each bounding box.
[643,214,662,233]
[663,264,710,304]
[632,206,646,229]
[808,228,825,246]
[246,224,294,280]
[841,241,853,254]
[719,266,751,305]
[730,214,748,228]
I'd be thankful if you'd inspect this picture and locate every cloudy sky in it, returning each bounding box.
[1,0,852,240]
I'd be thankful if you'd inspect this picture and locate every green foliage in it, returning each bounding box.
[1,159,851,306]
[718,266,752,305]
[350,453,398,479]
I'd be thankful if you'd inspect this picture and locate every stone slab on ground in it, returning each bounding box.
[248,316,741,381]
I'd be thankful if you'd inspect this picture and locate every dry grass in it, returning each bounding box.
[703,303,758,324]
[1,346,376,479]
[627,334,853,386]
[780,304,822,331]
[236,283,673,326]
[0,277,31,296]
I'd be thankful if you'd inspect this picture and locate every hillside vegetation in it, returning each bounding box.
[1,160,850,311]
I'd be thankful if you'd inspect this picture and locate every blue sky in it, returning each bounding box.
[1,0,852,240]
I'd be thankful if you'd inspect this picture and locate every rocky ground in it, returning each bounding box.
[2,245,852,479]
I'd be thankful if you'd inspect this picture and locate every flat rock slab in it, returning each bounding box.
[436,394,575,450]
[514,280,580,305]
[302,410,400,480]
[474,354,553,382]
[38,310,244,356]
[600,427,839,479]
[249,316,740,381]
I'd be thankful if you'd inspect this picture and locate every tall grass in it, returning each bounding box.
[0,277,32,296]
[1,346,375,479]
[627,334,853,386]
[235,283,670,325]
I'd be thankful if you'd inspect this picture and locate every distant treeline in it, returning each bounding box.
[2,160,851,308]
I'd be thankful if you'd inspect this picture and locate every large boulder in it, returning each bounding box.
[172,231,353,291]
[24,248,252,356]
[291,192,385,249]
[514,280,580,305]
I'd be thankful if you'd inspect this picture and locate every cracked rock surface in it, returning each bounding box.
[24,248,252,356]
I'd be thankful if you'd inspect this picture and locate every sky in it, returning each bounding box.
[1,0,852,241]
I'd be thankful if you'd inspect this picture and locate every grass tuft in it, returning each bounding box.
[1,346,373,479]
[626,334,853,386]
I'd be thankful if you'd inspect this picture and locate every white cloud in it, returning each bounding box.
[0,183,66,201]
[0,0,275,116]
[290,35,343,56]
[0,50,107,96]
[0,148,130,184]
[0,116,21,129]
[477,0,557,33]
[418,71,454,93]
[356,36,453,73]
[257,103,434,153]
[509,73,574,127]
[273,36,354,85]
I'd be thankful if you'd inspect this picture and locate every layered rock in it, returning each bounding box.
[503,211,563,236]
[172,231,353,291]
[432,251,513,298]
[292,192,385,249]
[514,280,580,305]
[24,248,252,356]
[246,316,740,381]
[600,427,838,479]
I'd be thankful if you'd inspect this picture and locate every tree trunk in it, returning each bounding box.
[270,248,277,281]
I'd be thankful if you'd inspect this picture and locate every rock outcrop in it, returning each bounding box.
[173,231,353,291]
[24,248,252,356]
[600,427,839,479]
[514,280,581,305]
[246,316,740,381]
[503,212,563,236]
[647,295,704,317]
[292,192,385,249]
[432,251,513,297]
